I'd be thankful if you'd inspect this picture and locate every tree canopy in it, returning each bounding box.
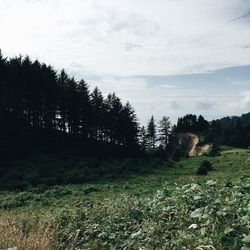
[0,51,140,158]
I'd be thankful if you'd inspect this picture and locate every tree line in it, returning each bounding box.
[2,49,250,189]
[0,51,176,159]
[174,113,250,149]
[0,50,176,189]
[0,51,141,154]
[1,49,250,160]
[174,114,209,132]
[207,119,250,148]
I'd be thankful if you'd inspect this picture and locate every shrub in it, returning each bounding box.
[208,144,221,157]
[201,160,213,171]
[196,164,208,176]
[196,160,213,175]
[121,158,138,171]
[172,148,183,161]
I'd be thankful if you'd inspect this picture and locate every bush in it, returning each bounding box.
[121,158,139,171]
[196,164,208,176]
[208,144,221,157]
[172,148,183,161]
[196,160,213,176]
[201,160,213,170]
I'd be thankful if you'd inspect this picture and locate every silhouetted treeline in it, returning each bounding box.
[174,113,250,149]
[0,51,140,159]
[174,114,209,132]
[0,50,180,190]
[216,112,250,128]
[208,119,250,148]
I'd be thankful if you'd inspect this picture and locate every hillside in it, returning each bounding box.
[1,147,250,249]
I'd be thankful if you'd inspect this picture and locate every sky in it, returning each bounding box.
[0,0,250,124]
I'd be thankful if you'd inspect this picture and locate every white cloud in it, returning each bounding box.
[230,80,250,86]
[236,91,250,109]
[242,92,250,108]
[195,100,216,110]
[170,101,183,111]
[0,0,250,76]
[1,0,250,123]
[84,75,248,124]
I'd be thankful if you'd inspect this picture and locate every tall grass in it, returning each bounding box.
[0,214,57,250]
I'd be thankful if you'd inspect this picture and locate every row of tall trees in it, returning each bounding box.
[0,51,139,152]
[2,49,250,159]
[175,113,250,149]
[208,119,250,148]
[175,114,209,132]
[139,116,172,152]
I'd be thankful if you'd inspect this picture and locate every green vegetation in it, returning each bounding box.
[196,160,213,176]
[0,147,250,249]
[2,49,250,195]
[0,157,171,190]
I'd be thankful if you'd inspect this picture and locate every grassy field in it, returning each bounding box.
[0,147,250,249]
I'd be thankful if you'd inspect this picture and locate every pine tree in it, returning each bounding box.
[139,126,148,151]
[66,77,79,135]
[77,79,90,138]
[90,87,105,141]
[197,115,209,131]
[105,93,123,144]
[0,50,7,111]
[158,116,171,150]
[57,69,69,132]
[147,116,157,151]
[120,102,139,150]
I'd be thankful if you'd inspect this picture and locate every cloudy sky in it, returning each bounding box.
[1,0,250,124]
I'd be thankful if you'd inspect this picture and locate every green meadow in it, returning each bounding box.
[1,148,250,249]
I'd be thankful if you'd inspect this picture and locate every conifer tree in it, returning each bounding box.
[77,79,91,137]
[90,87,105,141]
[147,116,157,151]
[120,102,139,150]
[158,116,171,150]
[139,125,148,151]
[0,50,7,111]
[57,69,69,132]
